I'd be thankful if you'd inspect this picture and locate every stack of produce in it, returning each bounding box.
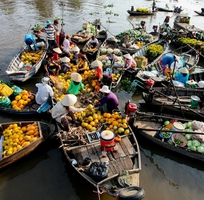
[136,8,150,13]
[115,29,141,43]
[2,122,40,157]
[20,50,44,65]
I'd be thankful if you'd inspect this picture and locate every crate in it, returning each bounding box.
[134,56,147,68]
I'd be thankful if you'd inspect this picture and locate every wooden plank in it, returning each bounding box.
[120,137,135,156]
[112,160,123,174]
[108,160,118,175]
[112,142,126,159]
[123,156,133,170]
[72,147,88,166]
[87,145,100,163]
[106,151,114,161]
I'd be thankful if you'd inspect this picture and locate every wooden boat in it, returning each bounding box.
[129,111,204,162]
[0,80,53,116]
[194,11,204,16]
[96,37,125,89]
[174,13,203,32]
[132,48,200,89]
[157,7,173,12]
[57,114,143,199]
[0,121,54,169]
[6,36,47,82]
[82,30,108,56]
[71,19,101,44]
[124,39,168,80]
[127,10,154,16]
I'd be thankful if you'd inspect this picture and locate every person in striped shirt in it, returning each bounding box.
[42,20,57,51]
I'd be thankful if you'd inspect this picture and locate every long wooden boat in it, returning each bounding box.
[157,7,174,12]
[6,36,47,82]
[129,111,204,162]
[57,110,144,199]
[0,80,53,116]
[0,121,53,169]
[194,11,204,16]
[174,13,203,32]
[127,10,154,16]
[132,48,200,89]
[82,30,108,56]
[140,90,204,120]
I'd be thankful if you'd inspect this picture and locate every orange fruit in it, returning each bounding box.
[15,95,21,100]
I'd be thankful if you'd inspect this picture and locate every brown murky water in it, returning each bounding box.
[0,0,204,200]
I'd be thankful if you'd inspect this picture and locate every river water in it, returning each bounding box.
[0,0,204,200]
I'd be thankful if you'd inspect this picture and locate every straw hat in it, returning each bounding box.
[46,20,51,26]
[100,85,110,93]
[61,57,70,63]
[72,46,80,52]
[191,95,201,102]
[71,72,82,82]
[179,67,189,74]
[178,29,184,33]
[41,77,50,84]
[123,53,132,59]
[174,55,180,61]
[186,80,197,85]
[61,94,77,106]
[91,60,103,68]
[53,47,62,54]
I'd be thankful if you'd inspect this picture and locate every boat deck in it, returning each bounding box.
[71,136,136,177]
[134,121,158,136]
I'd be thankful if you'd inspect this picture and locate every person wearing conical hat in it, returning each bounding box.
[67,72,85,95]
[35,77,54,105]
[94,85,119,113]
[52,47,62,61]
[123,53,136,69]
[174,67,189,85]
[51,94,85,131]
[59,57,71,74]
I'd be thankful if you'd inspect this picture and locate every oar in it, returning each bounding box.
[127,19,135,29]
[135,126,204,135]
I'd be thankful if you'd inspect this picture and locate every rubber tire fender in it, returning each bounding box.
[118,186,145,200]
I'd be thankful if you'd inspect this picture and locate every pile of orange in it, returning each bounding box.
[73,104,130,135]
[2,122,40,157]
[11,90,34,110]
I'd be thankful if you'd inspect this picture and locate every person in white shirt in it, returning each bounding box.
[51,94,85,131]
[35,77,54,105]
[88,35,99,48]
[62,35,71,56]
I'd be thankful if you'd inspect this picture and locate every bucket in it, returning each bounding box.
[82,23,90,29]
[36,41,45,48]
[172,122,184,132]
[100,130,115,151]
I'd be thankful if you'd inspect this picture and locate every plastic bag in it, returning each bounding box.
[0,95,11,108]
[11,85,23,96]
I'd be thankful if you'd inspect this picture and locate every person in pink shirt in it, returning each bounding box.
[123,53,136,69]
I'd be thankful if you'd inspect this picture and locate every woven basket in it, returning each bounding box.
[171,133,187,147]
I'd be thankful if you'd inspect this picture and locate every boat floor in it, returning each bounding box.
[70,136,137,177]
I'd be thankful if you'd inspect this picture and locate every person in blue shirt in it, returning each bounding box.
[24,33,39,51]
[174,67,189,85]
[160,54,178,75]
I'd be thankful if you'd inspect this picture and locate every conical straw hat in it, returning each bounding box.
[91,60,103,68]
[71,72,82,82]
[61,94,77,106]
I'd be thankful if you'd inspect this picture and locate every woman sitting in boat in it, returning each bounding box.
[52,47,62,61]
[94,85,119,113]
[88,35,99,48]
[77,50,89,73]
[24,33,39,51]
[88,60,103,84]
[121,33,131,48]
[67,73,85,95]
[43,53,61,76]
[123,53,137,69]
[70,46,80,64]
[59,57,71,74]
[51,94,84,131]
[174,67,189,85]
[35,77,54,105]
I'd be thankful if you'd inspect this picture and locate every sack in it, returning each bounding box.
[0,83,13,97]
[0,95,11,108]
[11,85,23,96]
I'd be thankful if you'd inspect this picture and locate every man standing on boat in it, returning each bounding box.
[24,33,39,51]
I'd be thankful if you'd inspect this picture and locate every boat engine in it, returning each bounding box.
[125,100,137,117]
[143,78,155,90]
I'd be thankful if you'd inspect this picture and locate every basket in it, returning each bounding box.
[134,56,147,68]
[171,133,187,147]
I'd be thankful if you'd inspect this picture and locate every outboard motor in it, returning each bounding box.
[143,78,155,90]
[125,100,137,117]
